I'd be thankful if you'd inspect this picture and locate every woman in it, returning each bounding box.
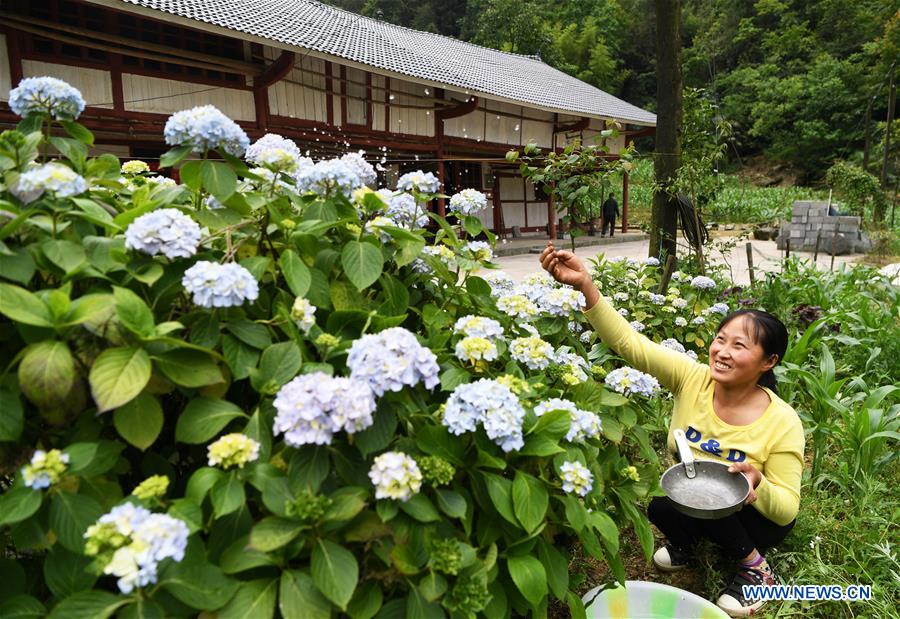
[540,243,804,618]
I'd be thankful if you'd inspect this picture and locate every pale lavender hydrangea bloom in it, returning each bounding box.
[125,208,202,259]
[273,372,377,446]
[12,163,86,204]
[690,275,717,290]
[369,451,422,501]
[341,151,377,186]
[613,292,629,302]
[347,327,439,396]
[559,461,593,496]
[644,257,661,266]
[567,408,602,443]
[538,287,585,317]
[461,240,493,262]
[294,159,362,198]
[605,367,660,397]
[709,302,729,315]
[675,316,688,327]
[660,338,686,353]
[376,189,428,228]
[649,293,666,305]
[692,316,707,325]
[534,398,579,417]
[580,331,592,344]
[618,308,630,317]
[672,298,688,309]
[442,379,525,451]
[448,189,488,216]
[181,261,259,308]
[485,271,516,296]
[9,76,84,119]
[245,133,309,172]
[396,170,440,193]
[163,105,249,156]
[453,315,504,340]
[630,320,646,333]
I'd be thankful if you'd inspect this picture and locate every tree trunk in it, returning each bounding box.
[650,0,682,261]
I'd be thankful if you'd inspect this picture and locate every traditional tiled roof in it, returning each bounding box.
[99,0,656,125]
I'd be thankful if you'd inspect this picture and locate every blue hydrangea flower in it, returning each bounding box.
[397,170,441,193]
[630,320,646,333]
[181,261,259,308]
[649,293,666,305]
[163,105,249,156]
[690,275,717,290]
[567,408,602,443]
[294,159,362,198]
[644,257,661,266]
[12,163,86,204]
[618,308,630,317]
[709,302,729,315]
[604,366,660,397]
[376,189,428,228]
[9,76,85,119]
[485,271,515,296]
[245,133,310,172]
[453,315,504,340]
[692,316,707,325]
[442,379,525,451]
[660,338,686,353]
[448,189,488,216]
[125,208,202,259]
[347,327,440,396]
[273,372,377,446]
[341,152,377,186]
[538,287,585,316]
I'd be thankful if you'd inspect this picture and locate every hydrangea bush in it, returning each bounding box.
[0,79,659,618]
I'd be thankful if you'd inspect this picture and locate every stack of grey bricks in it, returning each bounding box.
[777,201,870,255]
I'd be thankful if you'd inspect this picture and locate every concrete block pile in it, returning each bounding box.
[777,201,870,255]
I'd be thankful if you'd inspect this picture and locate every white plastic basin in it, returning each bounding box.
[582,580,729,618]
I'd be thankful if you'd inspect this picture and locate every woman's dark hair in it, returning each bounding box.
[715,309,788,394]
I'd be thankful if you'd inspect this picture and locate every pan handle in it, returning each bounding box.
[673,429,696,479]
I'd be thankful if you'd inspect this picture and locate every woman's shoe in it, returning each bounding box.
[715,564,777,617]
[652,543,691,571]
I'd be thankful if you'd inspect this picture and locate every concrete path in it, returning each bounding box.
[493,237,864,286]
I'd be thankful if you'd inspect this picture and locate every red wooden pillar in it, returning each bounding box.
[547,182,557,240]
[492,172,502,233]
[622,171,629,233]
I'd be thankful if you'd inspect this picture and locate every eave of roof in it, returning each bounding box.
[82,0,656,127]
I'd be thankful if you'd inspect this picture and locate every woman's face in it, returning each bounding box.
[708,315,776,388]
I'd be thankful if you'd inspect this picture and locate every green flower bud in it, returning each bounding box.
[620,465,640,482]
[419,456,455,486]
[443,573,490,615]
[286,489,333,523]
[315,333,341,349]
[132,475,169,500]
[428,538,462,575]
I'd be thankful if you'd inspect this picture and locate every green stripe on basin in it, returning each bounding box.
[607,585,629,618]
[649,589,679,617]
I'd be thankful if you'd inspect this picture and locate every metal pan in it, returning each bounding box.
[660,429,751,520]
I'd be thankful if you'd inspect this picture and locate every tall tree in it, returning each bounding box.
[650,0,682,260]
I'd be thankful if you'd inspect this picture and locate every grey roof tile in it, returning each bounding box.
[109,0,656,125]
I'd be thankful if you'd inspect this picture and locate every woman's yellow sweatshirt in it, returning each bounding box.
[584,295,805,526]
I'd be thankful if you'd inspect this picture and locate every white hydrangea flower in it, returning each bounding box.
[181,261,259,308]
[630,320,646,333]
[22,449,69,489]
[341,151,377,186]
[163,105,249,156]
[455,336,498,364]
[538,287,585,317]
[294,159,363,198]
[245,133,310,172]
[613,292,629,302]
[671,297,688,309]
[692,316,707,325]
[442,379,525,451]
[461,240,493,262]
[510,336,554,370]
[9,76,85,119]
[497,294,539,320]
[207,433,260,469]
[121,160,150,175]
[364,215,395,241]
[567,408,602,443]
[690,275,717,290]
[605,367,660,397]
[347,327,440,396]
[448,188,488,216]
[559,461,593,496]
[291,297,317,334]
[272,372,377,446]
[674,316,688,327]
[12,163,86,204]
[369,451,422,501]
[376,189,428,229]
[396,170,441,193]
[125,208,202,259]
[485,271,516,296]
[453,315,504,340]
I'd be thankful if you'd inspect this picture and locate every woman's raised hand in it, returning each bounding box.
[539,242,590,290]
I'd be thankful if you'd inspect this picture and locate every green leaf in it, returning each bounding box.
[63,293,115,327]
[323,487,368,522]
[43,546,97,599]
[0,387,21,437]
[60,120,94,145]
[176,397,247,444]
[564,495,589,532]
[347,581,383,619]
[280,250,312,297]
[392,235,426,267]
[154,349,223,388]
[114,392,163,450]
[342,241,383,291]
[0,246,36,284]
[160,558,239,610]
[463,216,483,236]
[536,541,568,600]
[226,321,272,350]
[280,570,332,619]
[507,555,548,608]
[311,539,359,611]
[218,578,277,619]
[186,467,224,503]
[113,286,155,337]
[168,498,203,534]
[0,283,52,326]
[0,595,46,619]
[439,367,470,392]
[159,145,192,168]
[590,510,619,552]
[220,536,278,574]
[249,517,304,552]
[211,474,245,518]
[89,347,152,412]
[0,487,42,526]
[398,494,441,523]
[416,424,464,464]
[354,407,397,458]
[518,434,565,457]
[222,334,259,380]
[18,340,75,411]
[405,586,443,619]
[251,342,302,393]
[49,491,104,552]
[65,441,124,477]
[435,489,467,519]
[47,590,128,619]
[512,472,548,534]
[484,474,517,525]
[201,160,238,201]
[42,240,86,275]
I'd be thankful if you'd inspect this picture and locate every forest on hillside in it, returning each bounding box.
[325,0,898,182]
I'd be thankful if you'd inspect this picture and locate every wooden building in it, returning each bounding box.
[0,0,656,237]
